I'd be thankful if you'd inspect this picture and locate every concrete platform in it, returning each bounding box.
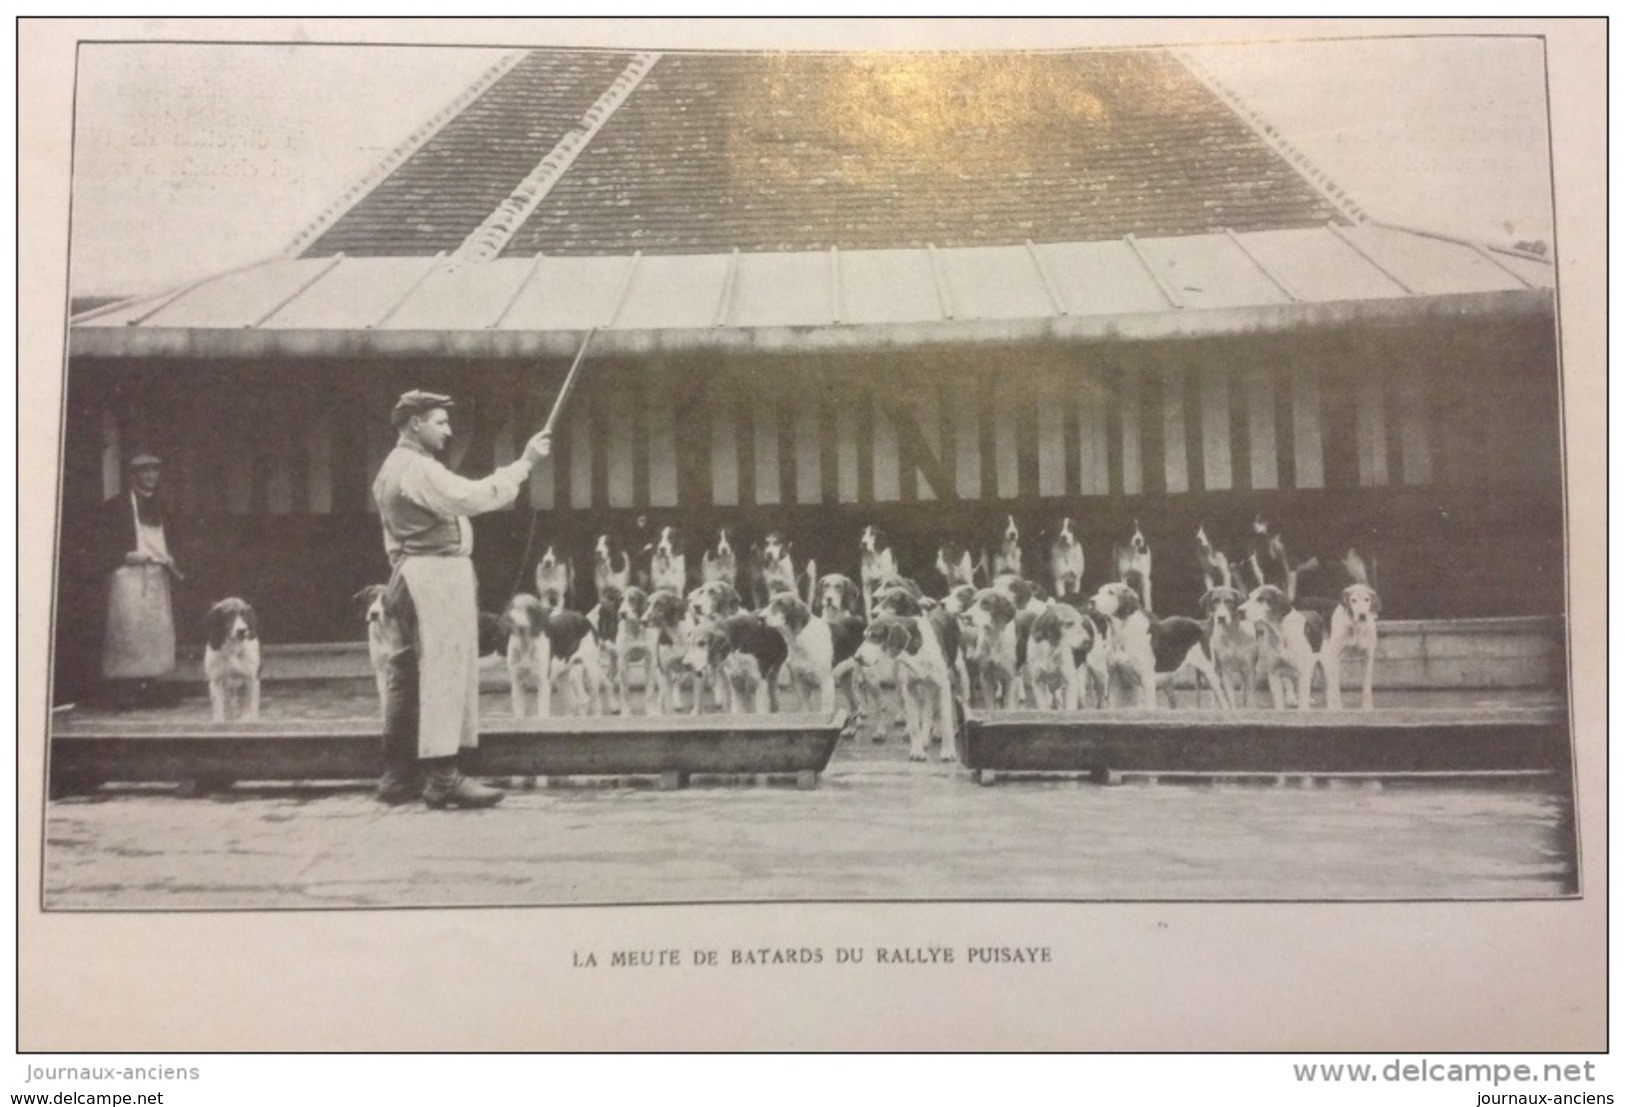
[49,711,845,794]
[962,704,1571,785]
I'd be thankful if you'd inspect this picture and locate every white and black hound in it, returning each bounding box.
[204,597,261,723]
[858,525,898,621]
[1089,581,1224,710]
[1048,517,1086,600]
[1242,584,1326,711]
[503,593,608,718]
[648,526,688,595]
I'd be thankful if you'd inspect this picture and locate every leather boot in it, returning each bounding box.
[422,758,504,810]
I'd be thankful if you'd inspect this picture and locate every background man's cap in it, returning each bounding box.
[127,453,162,469]
[391,389,455,429]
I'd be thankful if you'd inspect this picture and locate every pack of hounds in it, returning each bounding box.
[204,516,1383,758]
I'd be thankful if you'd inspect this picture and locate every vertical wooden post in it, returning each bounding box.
[569,396,594,510]
[100,407,122,501]
[1077,371,1110,496]
[871,394,900,503]
[306,400,334,514]
[646,370,678,508]
[1161,367,1189,494]
[711,379,740,508]
[1355,372,1389,486]
[953,385,981,500]
[754,393,781,505]
[992,385,1019,500]
[1245,367,1278,491]
[1398,377,1433,486]
[1200,370,1233,491]
[606,379,636,508]
[1291,370,1325,489]
[794,374,823,505]
[1119,371,1142,496]
[833,395,860,505]
[1036,375,1066,498]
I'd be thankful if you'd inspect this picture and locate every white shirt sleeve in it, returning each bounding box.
[401,455,532,518]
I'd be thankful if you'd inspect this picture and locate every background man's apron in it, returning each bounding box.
[394,557,480,758]
[101,514,176,679]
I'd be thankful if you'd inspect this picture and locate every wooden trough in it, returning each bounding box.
[47,711,845,795]
[961,705,1572,786]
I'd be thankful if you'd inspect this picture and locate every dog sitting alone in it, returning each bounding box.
[204,597,261,722]
[1322,583,1381,710]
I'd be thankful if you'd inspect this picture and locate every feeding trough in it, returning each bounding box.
[960,704,1571,786]
[48,710,846,795]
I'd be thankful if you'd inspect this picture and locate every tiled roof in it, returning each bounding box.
[299,48,1349,260]
[302,49,638,257]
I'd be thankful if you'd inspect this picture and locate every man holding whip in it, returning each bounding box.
[371,390,555,808]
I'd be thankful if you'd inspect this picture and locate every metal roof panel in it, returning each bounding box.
[1134,233,1292,309]
[1238,227,1407,302]
[1342,225,1525,296]
[937,245,1055,321]
[1038,240,1172,316]
[381,258,532,329]
[610,252,730,330]
[837,249,943,325]
[263,257,439,329]
[140,259,332,329]
[728,251,835,327]
[497,255,630,330]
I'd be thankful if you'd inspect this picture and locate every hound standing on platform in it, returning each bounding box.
[372,390,552,809]
[1322,584,1382,710]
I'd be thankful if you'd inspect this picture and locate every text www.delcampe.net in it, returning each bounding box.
[1292,1059,1606,1093]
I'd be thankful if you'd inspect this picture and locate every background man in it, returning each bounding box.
[97,452,182,707]
[372,390,551,809]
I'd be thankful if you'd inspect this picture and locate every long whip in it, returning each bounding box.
[509,327,597,599]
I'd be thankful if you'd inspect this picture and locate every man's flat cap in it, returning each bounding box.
[391,390,455,428]
[127,453,162,469]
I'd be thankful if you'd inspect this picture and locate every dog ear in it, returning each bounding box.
[892,620,917,655]
[785,598,809,634]
[1115,586,1142,618]
[205,603,227,651]
[1370,590,1382,617]
[243,605,260,640]
[1031,608,1060,644]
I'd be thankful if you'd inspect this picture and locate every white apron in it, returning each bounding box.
[101,564,176,679]
[400,556,480,758]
